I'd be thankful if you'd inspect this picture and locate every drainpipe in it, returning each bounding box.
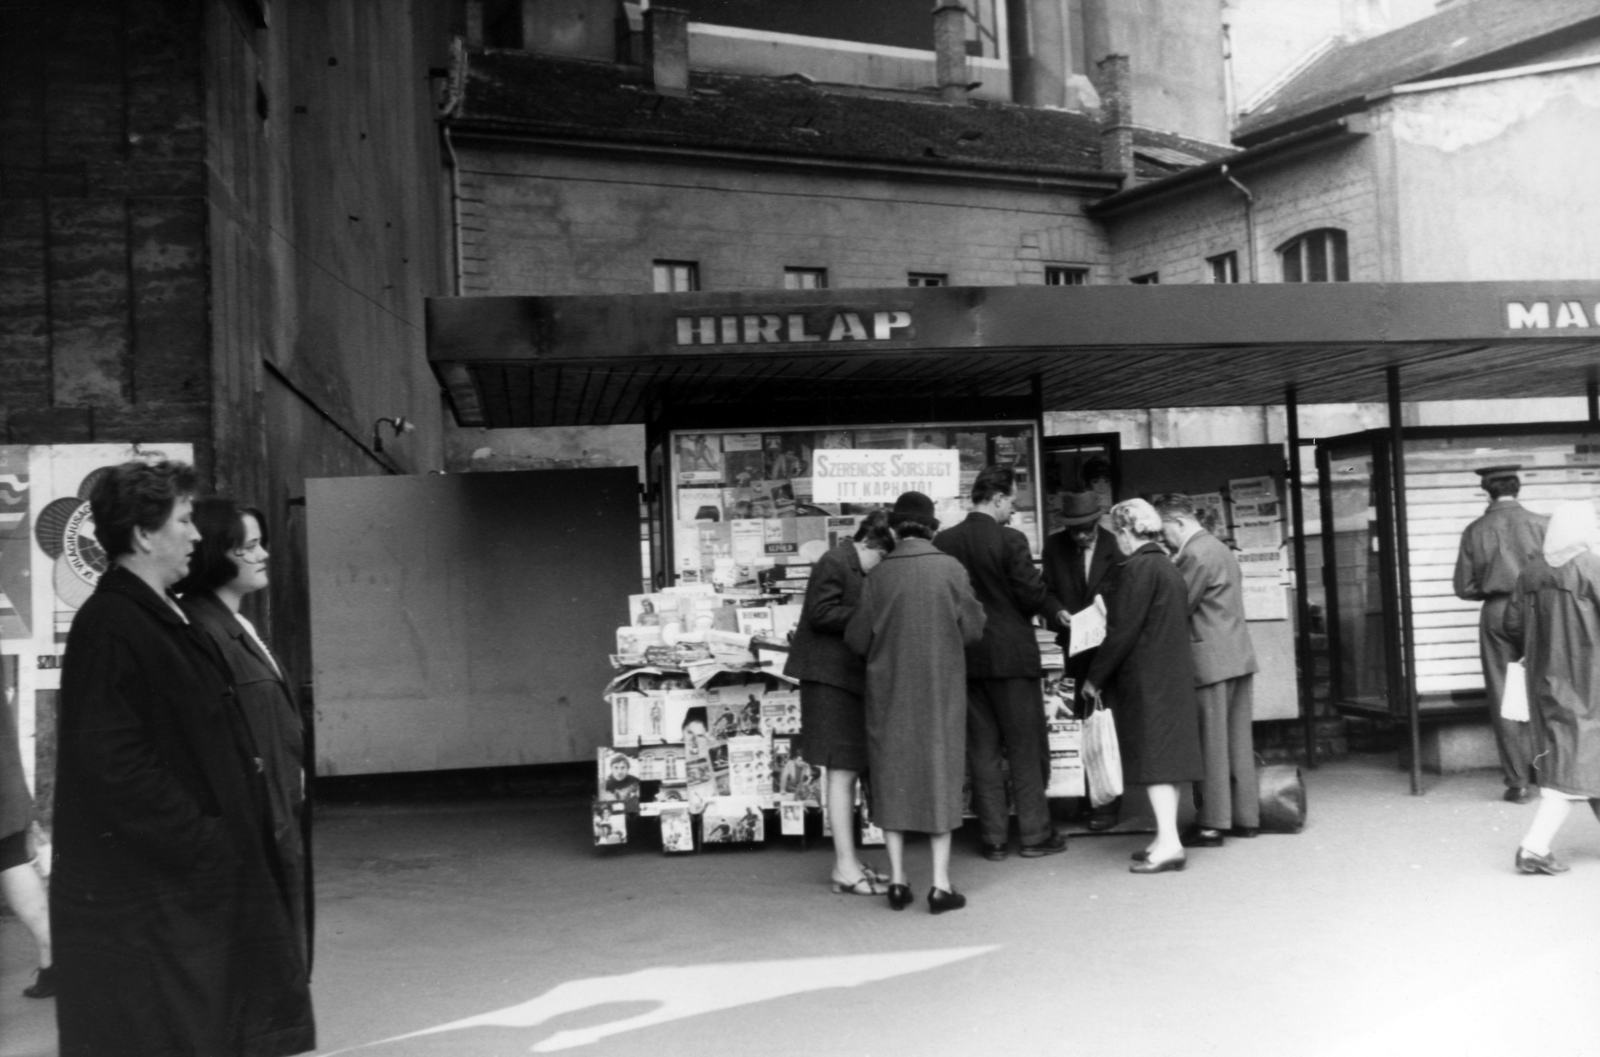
[442,125,464,297]
[1221,163,1258,282]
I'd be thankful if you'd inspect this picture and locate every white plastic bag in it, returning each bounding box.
[1082,706,1124,807]
[1501,660,1530,722]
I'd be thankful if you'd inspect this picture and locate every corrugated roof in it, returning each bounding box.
[452,49,1231,182]
[1235,0,1600,145]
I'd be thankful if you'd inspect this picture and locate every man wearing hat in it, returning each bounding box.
[1042,492,1122,829]
[935,466,1070,860]
[1453,464,1548,802]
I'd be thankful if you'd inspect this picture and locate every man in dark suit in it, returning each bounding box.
[1156,493,1259,846]
[1041,491,1122,829]
[935,465,1069,861]
[1453,464,1548,802]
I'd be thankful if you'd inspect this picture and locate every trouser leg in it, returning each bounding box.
[965,682,1009,846]
[987,677,1054,846]
[1227,676,1259,829]
[1481,597,1535,788]
[1195,680,1230,830]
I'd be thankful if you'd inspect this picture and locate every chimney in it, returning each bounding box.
[1093,53,1135,178]
[645,6,690,97]
[933,1,970,105]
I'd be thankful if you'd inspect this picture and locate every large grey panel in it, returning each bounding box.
[308,469,638,774]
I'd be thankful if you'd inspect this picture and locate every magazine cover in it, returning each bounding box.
[702,796,765,843]
[771,736,792,792]
[678,487,724,522]
[597,747,641,812]
[709,743,731,795]
[666,689,709,744]
[761,689,801,735]
[992,432,1031,469]
[615,626,663,665]
[676,433,724,483]
[761,433,811,480]
[735,606,774,638]
[912,429,949,449]
[628,593,669,626]
[769,604,803,645]
[763,517,798,554]
[817,430,854,451]
[726,734,771,797]
[955,432,988,470]
[779,800,806,836]
[610,692,644,747]
[636,744,684,782]
[1046,720,1085,798]
[778,753,821,805]
[767,480,797,517]
[854,427,911,449]
[592,800,628,846]
[722,434,765,488]
[660,805,695,853]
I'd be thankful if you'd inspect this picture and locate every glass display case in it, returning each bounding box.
[1317,422,1600,718]
[663,420,1041,586]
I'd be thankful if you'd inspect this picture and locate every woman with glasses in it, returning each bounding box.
[177,499,311,954]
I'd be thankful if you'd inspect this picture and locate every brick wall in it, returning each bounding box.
[1,1,213,469]
[456,147,1111,296]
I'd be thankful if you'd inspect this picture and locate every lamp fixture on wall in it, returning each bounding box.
[372,416,415,453]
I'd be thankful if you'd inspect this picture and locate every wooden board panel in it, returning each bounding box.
[308,468,641,774]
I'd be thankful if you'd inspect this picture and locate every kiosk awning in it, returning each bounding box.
[426,282,1600,427]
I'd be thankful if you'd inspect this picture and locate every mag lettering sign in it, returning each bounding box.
[811,450,960,502]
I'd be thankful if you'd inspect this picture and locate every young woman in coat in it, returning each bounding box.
[1083,499,1205,874]
[53,462,314,1056]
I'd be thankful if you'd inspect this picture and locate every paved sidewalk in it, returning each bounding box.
[5,755,1599,1057]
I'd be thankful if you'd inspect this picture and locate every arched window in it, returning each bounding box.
[1278,228,1348,282]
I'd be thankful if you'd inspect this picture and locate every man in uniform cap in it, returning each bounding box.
[1453,464,1547,802]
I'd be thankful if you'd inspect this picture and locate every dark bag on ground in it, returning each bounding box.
[1257,761,1306,833]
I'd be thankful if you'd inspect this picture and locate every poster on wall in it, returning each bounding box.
[0,444,194,798]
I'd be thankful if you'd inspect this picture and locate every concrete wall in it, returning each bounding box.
[1080,0,1230,141]
[456,145,1109,295]
[1389,63,1600,281]
[205,0,454,690]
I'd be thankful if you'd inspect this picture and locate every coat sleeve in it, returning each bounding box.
[1176,547,1208,615]
[58,629,225,872]
[1086,557,1152,688]
[953,567,988,647]
[1453,529,1483,601]
[1002,527,1060,618]
[843,580,876,657]
[1503,573,1527,656]
[804,551,856,635]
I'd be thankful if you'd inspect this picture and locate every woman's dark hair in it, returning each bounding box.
[89,460,199,560]
[173,498,267,595]
[853,509,894,551]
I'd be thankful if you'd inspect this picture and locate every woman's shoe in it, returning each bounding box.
[861,864,891,885]
[887,883,914,911]
[831,874,887,896]
[1514,848,1570,875]
[22,966,57,999]
[1129,854,1186,875]
[927,887,967,914]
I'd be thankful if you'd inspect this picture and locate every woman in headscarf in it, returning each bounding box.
[1503,500,1600,875]
[1082,498,1205,874]
[784,511,895,896]
[845,493,986,913]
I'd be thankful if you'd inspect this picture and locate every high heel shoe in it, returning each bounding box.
[927,887,967,914]
[1129,854,1186,874]
[887,883,914,911]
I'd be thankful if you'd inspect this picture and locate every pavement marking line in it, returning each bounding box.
[323,945,999,1054]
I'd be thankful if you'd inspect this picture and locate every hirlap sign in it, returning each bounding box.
[676,309,914,346]
[811,450,960,502]
[1505,299,1600,332]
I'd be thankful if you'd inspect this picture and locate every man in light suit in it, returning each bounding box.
[1155,493,1259,845]
[935,465,1068,861]
[1042,491,1121,829]
[1452,464,1547,803]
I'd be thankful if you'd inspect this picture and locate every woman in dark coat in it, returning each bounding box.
[845,493,986,913]
[783,511,894,896]
[1084,498,1204,874]
[178,499,311,950]
[53,461,314,1057]
[1504,501,1600,876]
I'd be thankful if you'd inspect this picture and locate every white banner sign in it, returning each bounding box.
[810,449,961,502]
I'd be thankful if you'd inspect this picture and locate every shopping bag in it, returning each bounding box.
[1082,706,1124,808]
[1501,660,1530,722]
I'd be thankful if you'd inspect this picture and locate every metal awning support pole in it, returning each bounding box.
[1285,386,1318,767]
[1588,377,1598,422]
[1387,367,1423,795]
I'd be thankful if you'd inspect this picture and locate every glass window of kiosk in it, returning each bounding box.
[1040,434,1119,535]
[1317,423,1600,718]
[665,421,1040,587]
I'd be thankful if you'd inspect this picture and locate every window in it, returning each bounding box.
[652,260,699,292]
[1044,266,1089,286]
[783,267,828,290]
[1130,272,1160,285]
[1278,229,1348,283]
[907,272,947,287]
[1207,252,1240,284]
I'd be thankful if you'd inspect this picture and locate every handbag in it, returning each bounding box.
[1256,757,1307,834]
[1082,705,1124,808]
